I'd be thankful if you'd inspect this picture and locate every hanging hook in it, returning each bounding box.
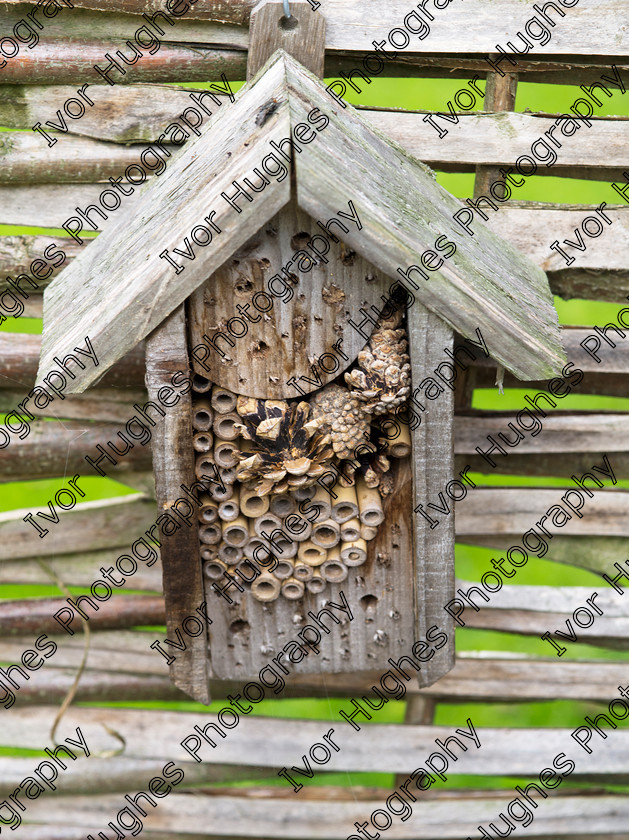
[283,0,291,18]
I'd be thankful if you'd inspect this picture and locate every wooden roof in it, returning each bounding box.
[37,50,565,393]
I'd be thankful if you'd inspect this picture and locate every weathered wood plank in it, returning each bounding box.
[4,207,629,299]
[0,421,152,483]
[0,184,142,227]
[208,457,417,680]
[456,488,629,538]
[409,303,455,686]
[7,111,629,183]
[0,42,246,85]
[18,793,629,840]
[145,306,210,704]
[0,595,165,637]
[0,132,171,184]
[0,495,156,560]
[0,549,161,590]
[0,630,166,676]
[458,580,629,648]
[37,55,292,394]
[287,53,565,380]
[187,198,391,398]
[4,707,629,779]
[247,0,326,80]
[0,757,266,795]
[0,333,145,387]
[1,0,627,54]
[0,388,147,424]
[456,413,629,455]
[5,647,629,704]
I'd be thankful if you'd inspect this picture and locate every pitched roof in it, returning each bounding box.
[37,51,565,393]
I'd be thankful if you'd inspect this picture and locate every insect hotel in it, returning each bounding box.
[34,4,566,705]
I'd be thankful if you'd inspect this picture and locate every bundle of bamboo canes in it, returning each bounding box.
[194,379,409,603]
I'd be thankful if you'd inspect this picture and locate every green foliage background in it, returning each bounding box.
[1,73,628,791]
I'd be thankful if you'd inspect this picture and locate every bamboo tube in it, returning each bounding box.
[218,491,240,523]
[293,562,314,582]
[195,453,216,480]
[203,558,227,580]
[244,536,266,560]
[287,517,312,543]
[297,541,326,566]
[321,556,348,583]
[341,538,368,566]
[214,437,240,469]
[270,493,296,518]
[331,483,359,524]
[281,577,305,600]
[273,557,295,580]
[292,486,314,502]
[212,479,234,502]
[311,518,340,549]
[310,485,332,521]
[306,570,326,594]
[213,411,240,441]
[193,431,214,453]
[200,545,218,562]
[251,573,280,603]
[199,523,221,546]
[223,515,248,548]
[192,399,214,431]
[273,532,298,559]
[199,501,218,524]
[240,483,270,519]
[218,542,243,565]
[360,524,379,541]
[253,512,282,538]
[388,421,412,458]
[211,386,238,414]
[220,466,238,485]
[192,373,212,393]
[340,517,361,542]
[357,477,385,527]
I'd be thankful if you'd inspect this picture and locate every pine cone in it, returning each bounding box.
[344,308,411,415]
[235,397,334,495]
[310,384,371,461]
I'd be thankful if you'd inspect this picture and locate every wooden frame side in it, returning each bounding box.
[408,302,455,687]
[145,306,210,704]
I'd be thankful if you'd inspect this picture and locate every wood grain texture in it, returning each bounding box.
[37,55,292,395]
[0,595,164,637]
[247,0,326,79]
[16,793,629,839]
[1,0,627,54]
[0,421,152,482]
[457,580,629,649]
[285,54,565,380]
[7,111,629,182]
[187,199,391,398]
[4,706,629,779]
[4,205,629,299]
[408,303,455,687]
[0,42,246,84]
[0,548,161,591]
[208,457,417,680]
[0,495,156,561]
[3,644,628,703]
[145,306,210,704]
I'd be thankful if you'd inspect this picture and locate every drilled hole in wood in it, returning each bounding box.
[251,340,269,357]
[235,277,254,295]
[279,14,298,30]
[290,231,310,249]
[360,594,378,610]
[230,619,250,634]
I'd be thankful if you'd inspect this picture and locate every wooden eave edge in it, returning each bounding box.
[36,50,565,394]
